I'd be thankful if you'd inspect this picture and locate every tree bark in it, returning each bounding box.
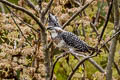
[41,31,51,80]
[106,0,120,80]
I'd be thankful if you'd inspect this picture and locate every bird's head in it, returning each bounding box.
[47,26,64,33]
[48,13,60,27]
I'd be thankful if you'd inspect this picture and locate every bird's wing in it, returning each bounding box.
[59,32,91,53]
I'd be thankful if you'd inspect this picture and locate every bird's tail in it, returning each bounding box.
[88,46,102,53]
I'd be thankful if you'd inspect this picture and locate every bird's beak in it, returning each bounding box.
[47,26,54,30]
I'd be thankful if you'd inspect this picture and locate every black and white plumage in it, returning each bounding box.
[47,27,101,53]
[48,13,61,27]
[47,13,101,53]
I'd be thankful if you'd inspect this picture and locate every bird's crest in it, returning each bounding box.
[48,13,61,27]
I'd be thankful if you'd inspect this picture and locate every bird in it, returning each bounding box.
[47,26,101,54]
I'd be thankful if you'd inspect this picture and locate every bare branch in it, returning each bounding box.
[6,6,32,47]
[26,0,37,12]
[71,52,105,73]
[114,62,120,75]
[0,0,45,31]
[37,0,42,14]
[90,22,99,36]
[90,0,104,36]
[98,0,113,44]
[67,54,97,80]
[42,0,53,17]
[106,0,119,79]
[62,0,95,29]
[88,58,105,73]
[94,0,104,26]
[50,52,68,80]
[100,29,120,49]
[7,7,40,33]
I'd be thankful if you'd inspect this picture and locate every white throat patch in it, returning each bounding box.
[51,32,58,38]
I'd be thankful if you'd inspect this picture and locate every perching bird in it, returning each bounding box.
[47,26,101,54]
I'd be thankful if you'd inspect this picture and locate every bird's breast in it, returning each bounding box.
[53,37,68,50]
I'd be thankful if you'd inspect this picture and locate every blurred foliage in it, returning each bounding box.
[8,0,19,4]
[0,0,120,80]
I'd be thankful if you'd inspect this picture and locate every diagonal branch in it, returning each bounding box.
[0,0,45,31]
[26,0,37,12]
[67,54,97,80]
[98,0,113,44]
[62,0,95,29]
[6,6,32,47]
[42,0,53,17]
[94,0,104,26]
[100,29,120,49]
[50,52,68,80]
[90,22,100,36]
[90,0,104,36]
[7,7,40,33]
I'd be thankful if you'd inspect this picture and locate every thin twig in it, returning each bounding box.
[114,62,120,75]
[100,29,120,49]
[88,58,105,73]
[38,0,42,14]
[94,0,104,26]
[6,6,32,47]
[90,0,104,36]
[67,54,97,80]
[26,0,37,12]
[7,7,39,33]
[42,0,53,17]
[0,0,45,31]
[90,22,99,36]
[71,52,105,73]
[62,0,95,29]
[50,52,68,80]
[98,0,113,44]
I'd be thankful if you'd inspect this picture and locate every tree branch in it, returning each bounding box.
[62,0,95,29]
[90,0,104,36]
[7,7,40,33]
[50,52,68,80]
[42,0,53,17]
[90,22,100,36]
[26,0,37,12]
[106,0,119,79]
[67,54,97,80]
[100,29,120,49]
[98,0,113,44]
[94,0,104,26]
[6,6,32,47]
[0,0,45,31]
